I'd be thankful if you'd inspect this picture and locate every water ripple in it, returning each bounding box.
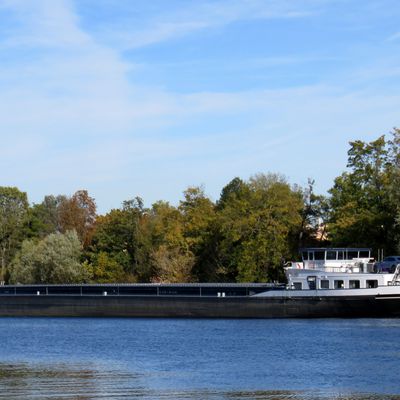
[0,362,398,400]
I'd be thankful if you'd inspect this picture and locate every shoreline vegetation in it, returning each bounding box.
[1,129,400,285]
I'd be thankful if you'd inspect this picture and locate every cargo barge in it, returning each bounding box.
[1,248,400,318]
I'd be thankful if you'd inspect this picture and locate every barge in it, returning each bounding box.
[1,248,400,318]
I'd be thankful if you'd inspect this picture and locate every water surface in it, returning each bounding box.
[0,318,399,399]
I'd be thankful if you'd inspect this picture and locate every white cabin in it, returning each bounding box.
[285,248,399,290]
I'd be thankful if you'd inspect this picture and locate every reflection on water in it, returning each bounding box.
[0,362,398,400]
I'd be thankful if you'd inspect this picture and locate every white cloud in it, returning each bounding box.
[99,0,319,49]
[0,0,399,213]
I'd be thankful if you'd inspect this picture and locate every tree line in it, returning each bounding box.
[1,129,400,284]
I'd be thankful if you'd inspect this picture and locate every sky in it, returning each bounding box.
[0,0,399,214]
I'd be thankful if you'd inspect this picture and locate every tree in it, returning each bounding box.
[9,230,88,284]
[26,195,66,239]
[58,190,97,247]
[215,174,303,282]
[89,197,151,281]
[150,245,195,283]
[178,187,216,281]
[0,187,29,281]
[328,134,397,254]
[84,251,126,283]
[298,179,329,247]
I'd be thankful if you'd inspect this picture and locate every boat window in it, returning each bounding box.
[308,252,314,261]
[349,280,360,289]
[338,251,344,260]
[359,250,369,258]
[302,252,308,261]
[314,251,325,260]
[320,280,329,289]
[326,251,337,260]
[307,276,316,290]
[366,280,378,288]
[293,282,302,290]
[334,280,344,289]
[348,251,358,259]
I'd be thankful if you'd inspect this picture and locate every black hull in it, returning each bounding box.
[0,295,399,318]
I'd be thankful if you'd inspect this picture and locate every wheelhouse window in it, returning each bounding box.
[320,280,329,289]
[314,251,325,261]
[338,251,344,260]
[348,251,358,259]
[349,280,360,289]
[302,252,308,261]
[366,280,378,288]
[334,280,344,289]
[359,250,369,258]
[326,251,337,260]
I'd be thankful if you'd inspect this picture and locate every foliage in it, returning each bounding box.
[213,174,303,282]
[150,245,195,283]
[9,230,88,284]
[328,131,399,254]
[83,251,126,283]
[0,187,29,281]
[58,190,97,247]
[89,197,151,281]
[26,195,66,239]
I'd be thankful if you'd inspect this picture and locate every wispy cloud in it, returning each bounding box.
[386,31,400,42]
[0,0,399,212]
[99,0,319,49]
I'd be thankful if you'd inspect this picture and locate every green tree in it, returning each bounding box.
[179,187,216,281]
[9,230,88,284]
[0,187,29,281]
[215,174,303,282]
[89,197,151,281]
[328,134,396,253]
[26,195,66,239]
[84,251,126,283]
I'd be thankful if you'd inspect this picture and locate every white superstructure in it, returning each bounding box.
[285,247,400,290]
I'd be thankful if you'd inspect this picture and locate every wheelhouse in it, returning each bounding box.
[299,247,373,272]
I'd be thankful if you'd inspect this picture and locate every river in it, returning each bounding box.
[0,318,399,399]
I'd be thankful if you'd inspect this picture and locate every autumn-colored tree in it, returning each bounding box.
[58,190,97,247]
[151,245,194,283]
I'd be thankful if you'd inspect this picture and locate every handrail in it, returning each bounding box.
[390,264,400,285]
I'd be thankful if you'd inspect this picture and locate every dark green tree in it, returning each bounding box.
[329,136,396,252]
[0,187,29,281]
[214,174,303,282]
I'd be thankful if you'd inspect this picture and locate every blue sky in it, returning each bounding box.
[1,0,399,213]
